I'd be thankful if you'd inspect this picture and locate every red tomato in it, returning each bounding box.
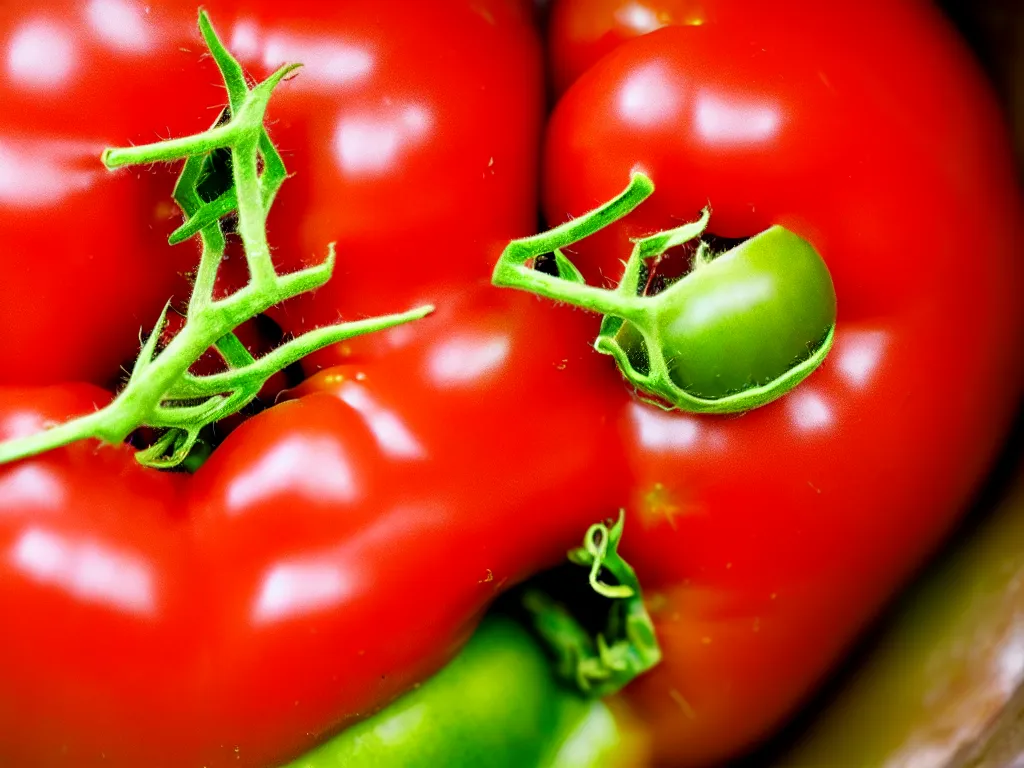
[546,0,911,96]
[0,0,542,387]
[548,0,719,95]
[0,1,223,386]
[0,289,625,767]
[0,2,551,765]
[223,0,544,338]
[543,6,1023,765]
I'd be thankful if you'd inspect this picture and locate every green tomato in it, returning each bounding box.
[283,617,625,768]
[627,225,836,402]
[493,173,837,414]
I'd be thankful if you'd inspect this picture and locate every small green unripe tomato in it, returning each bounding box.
[606,225,836,410]
[283,616,630,768]
[493,173,837,415]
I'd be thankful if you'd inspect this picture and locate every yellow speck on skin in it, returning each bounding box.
[645,591,669,614]
[323,373,345,385]
[701,636,712,645]
[153,200,177,221]
[470,3,496,25]
[770,592,778,600]
[641,482,685,529]
[669,689,697,720]
[479,569,494,584]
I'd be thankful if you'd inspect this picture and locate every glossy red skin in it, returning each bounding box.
[546,0,911,96]
[0,1,224,386]
[0,0,547,763]
[544,8,1024,766]
[0,289,625,767]
[223,0,544,335]
[548,0,729,95]
[0,0,542,388]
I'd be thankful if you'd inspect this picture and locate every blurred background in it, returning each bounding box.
[940,0,1022,169]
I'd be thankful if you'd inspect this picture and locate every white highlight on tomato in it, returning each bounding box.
[333,104,433,176]
[695,91,781,145]
[427,334,511,387]
[338,382,425,460]
[836,329,889,389]
[225,436,359,512]
[253,558,352,624]
[229,19,373,90]
[787,388,834,432]
[0,465,63,510]
[7,19,77,89]
[618,61,680,127]
[86,0,153,54]
[9,527,156,616]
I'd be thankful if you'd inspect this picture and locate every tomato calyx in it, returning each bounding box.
[521,512,661,698]
[492,173,837,413]
[0,11,432,470]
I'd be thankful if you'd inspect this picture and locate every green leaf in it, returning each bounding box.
[553,248,586,284]
[197,10,248,112]
[523,512,661,698]
[168,188,238,245]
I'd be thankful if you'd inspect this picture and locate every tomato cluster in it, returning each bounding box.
[0,1,1020,767]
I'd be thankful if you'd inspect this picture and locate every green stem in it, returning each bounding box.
[523,513,661,698]
[633,208,711,261]
[0,10,430,470]
[173,305,434,399]
[232,133,276,286]
[0,410,118,465]
[102,123,239,170]
[215,332,257,368]
[169,188,238,246]
[496,258,649,322]
[492,173,655,323]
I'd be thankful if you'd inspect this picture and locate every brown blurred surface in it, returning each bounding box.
[941,0,1024,168]
[771,450,1024,768]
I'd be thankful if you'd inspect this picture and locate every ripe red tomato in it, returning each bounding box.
[0,0,542,387]
[0,1,223,386]
[543,5,1023,765]
[0,288,625,767]
[4,1,1020,767]
[223,0,544,340]
[548,0,722,95]
[0,2,552,765]
[546,0,903,97]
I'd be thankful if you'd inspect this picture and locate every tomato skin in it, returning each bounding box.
[0,0,542,388]
[548,0,717,95]
[0,1,549,761]
[0,289,625,767]
[0,386,198,765]
[0,1,230,386]
[222,0,544,331]
[546,0,919,97]
[544,7,1023,765]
